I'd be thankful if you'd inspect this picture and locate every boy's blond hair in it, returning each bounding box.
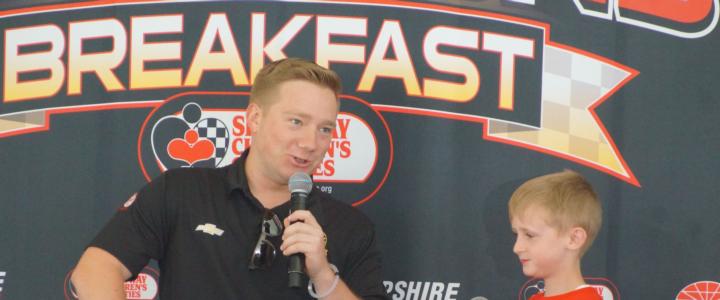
[508,170,602,255]
[250,57,342,107]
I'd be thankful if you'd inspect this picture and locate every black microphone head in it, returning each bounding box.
[288,172,312,194]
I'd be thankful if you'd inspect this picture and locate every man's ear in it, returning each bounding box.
[246,103,262,135]
[567,227,588,251]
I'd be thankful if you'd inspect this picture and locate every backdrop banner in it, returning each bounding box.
[0,1,718,299]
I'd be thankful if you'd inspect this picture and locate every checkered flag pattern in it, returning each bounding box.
[487,45,632,177]
[195,118,230,167]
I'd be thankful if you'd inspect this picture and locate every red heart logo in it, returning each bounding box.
[167,129,215,165]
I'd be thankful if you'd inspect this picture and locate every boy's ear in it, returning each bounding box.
[567,227,588,251]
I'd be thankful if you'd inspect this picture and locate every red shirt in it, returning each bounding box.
[529,286,602,300]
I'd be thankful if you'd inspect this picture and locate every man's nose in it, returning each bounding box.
[298,127,318,151]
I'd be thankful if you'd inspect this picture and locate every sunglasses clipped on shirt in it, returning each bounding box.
[249,210,284,270]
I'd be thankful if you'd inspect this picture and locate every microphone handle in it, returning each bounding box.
[288,192,308,288]
[291,192,308,211]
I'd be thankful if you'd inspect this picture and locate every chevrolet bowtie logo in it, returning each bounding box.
[195,223,224,236]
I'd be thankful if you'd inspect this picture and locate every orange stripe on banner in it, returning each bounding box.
[0,0,162,17]
[0,101,161,139]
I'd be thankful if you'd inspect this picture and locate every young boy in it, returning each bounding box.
[508,170,603,299]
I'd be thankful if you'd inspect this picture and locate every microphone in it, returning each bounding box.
[288,172,313,288]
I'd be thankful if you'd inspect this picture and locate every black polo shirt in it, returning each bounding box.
[91,151,388,299]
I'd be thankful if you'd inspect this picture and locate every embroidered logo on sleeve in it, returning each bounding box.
[195,223,224,236]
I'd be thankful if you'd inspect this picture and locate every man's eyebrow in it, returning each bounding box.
[281,111,337,127]
[281,110,310,118]
[320,119,337,127]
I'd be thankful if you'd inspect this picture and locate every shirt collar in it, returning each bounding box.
[225,148,250,195]
[224,148,321,214]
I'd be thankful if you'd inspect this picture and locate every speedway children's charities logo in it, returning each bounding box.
[0,0,638,185]
[123,272,159,299]
[65,266,159,300]
[138,92,393,206]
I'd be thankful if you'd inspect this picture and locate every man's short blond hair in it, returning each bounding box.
[250,57,342,107]
[508,170,602,255]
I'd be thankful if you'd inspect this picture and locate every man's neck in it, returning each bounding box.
[245,152,291,209]
[542,260,585,297]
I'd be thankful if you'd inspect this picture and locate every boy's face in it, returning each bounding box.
[247,79,338,185]
[511,207,573,279]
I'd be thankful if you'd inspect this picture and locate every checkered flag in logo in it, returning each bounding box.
[195,118,230,167]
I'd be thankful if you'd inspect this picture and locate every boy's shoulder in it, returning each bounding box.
[530,286,602,300]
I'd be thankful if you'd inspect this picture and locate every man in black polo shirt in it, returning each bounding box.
[71,58,389,299]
